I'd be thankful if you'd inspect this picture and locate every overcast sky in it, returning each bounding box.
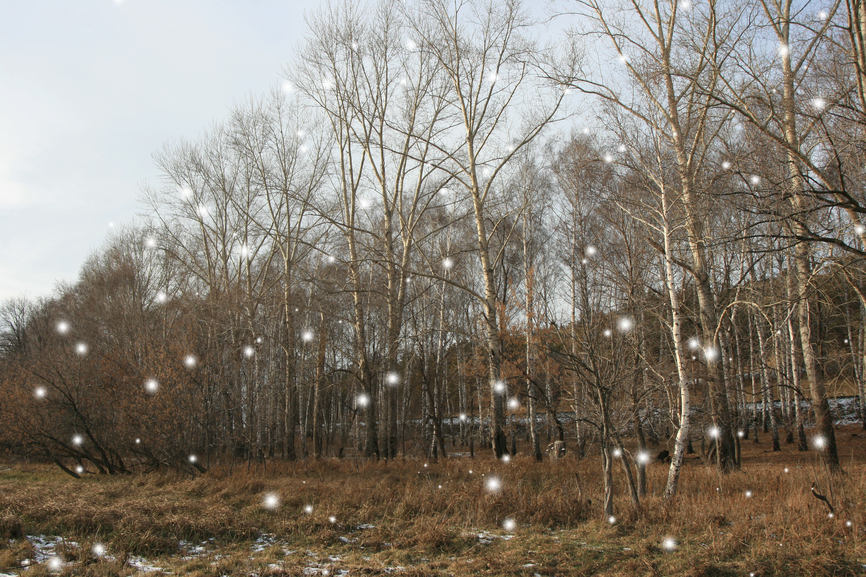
[0,0,309,302]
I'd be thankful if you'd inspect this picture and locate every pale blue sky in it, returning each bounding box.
[0,0,565,303]
[0,0,309,301]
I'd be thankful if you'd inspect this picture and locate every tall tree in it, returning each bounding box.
[406,0,571,458]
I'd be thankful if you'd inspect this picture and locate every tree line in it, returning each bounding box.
[2,0,866,516]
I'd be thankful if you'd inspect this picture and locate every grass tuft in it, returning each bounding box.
[1,427,866,575]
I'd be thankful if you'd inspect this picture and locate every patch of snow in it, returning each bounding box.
[179,539,211,559]
[251,533,278,552]
[745,397,862,426]
[127,556,165,573]
[471,530,513,544]
[24,535,78,564]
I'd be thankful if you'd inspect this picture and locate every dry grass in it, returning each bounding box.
[2,427,866,576]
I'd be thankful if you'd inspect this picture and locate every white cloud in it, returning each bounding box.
[0,179,35,209]
[0,0,307,300]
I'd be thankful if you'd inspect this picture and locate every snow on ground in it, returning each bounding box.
[468,529,515,545]
[250,533,279,553]
[24,534,78,563]
[178,538,213,559]
[127,555,166,573]
[745,396,862,426]
[7,532,410,575]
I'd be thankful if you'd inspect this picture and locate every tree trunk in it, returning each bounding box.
[469,184,507,458]
[524,249,542,461]
[777,9,841,471]
[755,310,780,451]
[661,207,691,500]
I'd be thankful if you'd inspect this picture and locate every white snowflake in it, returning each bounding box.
[485,476,501,492]
[263,493,280,510]
[47,556,63,572]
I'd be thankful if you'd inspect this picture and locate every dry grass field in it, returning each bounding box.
[2,427,866,576]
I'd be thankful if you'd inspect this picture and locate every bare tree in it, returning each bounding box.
[705,0,845,470]
[405,0,571,458]
[562,0,741,471]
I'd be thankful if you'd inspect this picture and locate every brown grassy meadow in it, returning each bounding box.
[2,428,866,576]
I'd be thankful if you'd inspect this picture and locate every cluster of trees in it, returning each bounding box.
[3,0,866,515]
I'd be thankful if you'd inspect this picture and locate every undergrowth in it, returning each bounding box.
[1,428,865,576]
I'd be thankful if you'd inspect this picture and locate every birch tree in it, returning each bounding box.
[706,0,845,470]
[406,0,571,457]
[564,0,740,471]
